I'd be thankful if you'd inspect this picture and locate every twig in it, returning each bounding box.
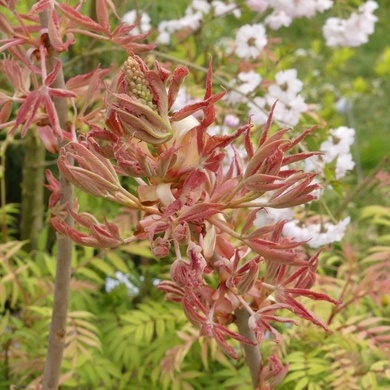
[334,154,390,219]
[39,10,75,390]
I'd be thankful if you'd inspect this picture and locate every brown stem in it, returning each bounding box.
[39,10,74,390]
[234,307,262,389]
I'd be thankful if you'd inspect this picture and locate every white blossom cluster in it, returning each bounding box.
[246,0,378,48]
[265,69,308,127]
[122,10,152,35]
[156,0,240,44]
[305,126,356,180]
[122,1,379,49]
[225,71,262,104]
[320,126,356,179]
[322,1,378,47]
[225,69,307,127]
[254,208,351,248]
[283,217,351,248]
[246,0,333,30]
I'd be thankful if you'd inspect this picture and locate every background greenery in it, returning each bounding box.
[1,1,389,389]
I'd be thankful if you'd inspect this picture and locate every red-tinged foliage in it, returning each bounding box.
[58,3,108,33]
[258,355,289,389]
[249,303,299,344]
[47,53,339,368]
[12,58,77,138]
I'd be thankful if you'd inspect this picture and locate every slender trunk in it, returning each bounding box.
[210,251,263,389]
[39,10,74,390]
[234,307,262,389]
[20,131,45,253]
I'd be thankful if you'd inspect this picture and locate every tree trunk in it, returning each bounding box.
[20,131,45,253]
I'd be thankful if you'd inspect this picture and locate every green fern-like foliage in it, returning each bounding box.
[2,187,390,389]
[276,196,390,390]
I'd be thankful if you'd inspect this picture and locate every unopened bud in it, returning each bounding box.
[236,260,259,295]
[170,258,192,287]
[151,237,171,258]
[173,223,190,245]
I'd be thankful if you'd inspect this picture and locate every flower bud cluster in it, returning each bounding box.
[123,56,156,109]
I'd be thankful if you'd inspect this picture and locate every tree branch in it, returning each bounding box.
[39,10,74,390]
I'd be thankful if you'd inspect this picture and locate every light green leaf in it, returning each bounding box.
[120,325,136,337]
[138,302,165,317]
[156,318,166,337]
[307,364,329,376]
[295,376,309,390]
[224,376,247,386]
[289,364,307,371]
[43,253,57,277]
[134,323,145,343]
[370,360,389,371]
[283,370,306,384]
[106,251,130,274]
[144,320,154,343]
[287,351,305,362]
[0,284,7,312]
[76,267,104,283]
[121,241,155,259]
[91,257,115,275]
[69,311,97,319]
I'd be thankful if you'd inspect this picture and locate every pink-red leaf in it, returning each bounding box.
[178,203,223,223]
[58,3,107,33]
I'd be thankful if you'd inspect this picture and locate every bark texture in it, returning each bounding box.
[39,10,74,390]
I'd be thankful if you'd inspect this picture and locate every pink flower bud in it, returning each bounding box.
[151,237,171,258]
[51,210,124,249]
[182,294,207,327]
[173,223,190,245]
[170,258,192,287]
[259,355,289,388]
[187,242,207,276]
[236,260,259,295]
[58,142,140,208]
[37,125,59,153]
[44,169,61,208]
[156,281,185,302]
